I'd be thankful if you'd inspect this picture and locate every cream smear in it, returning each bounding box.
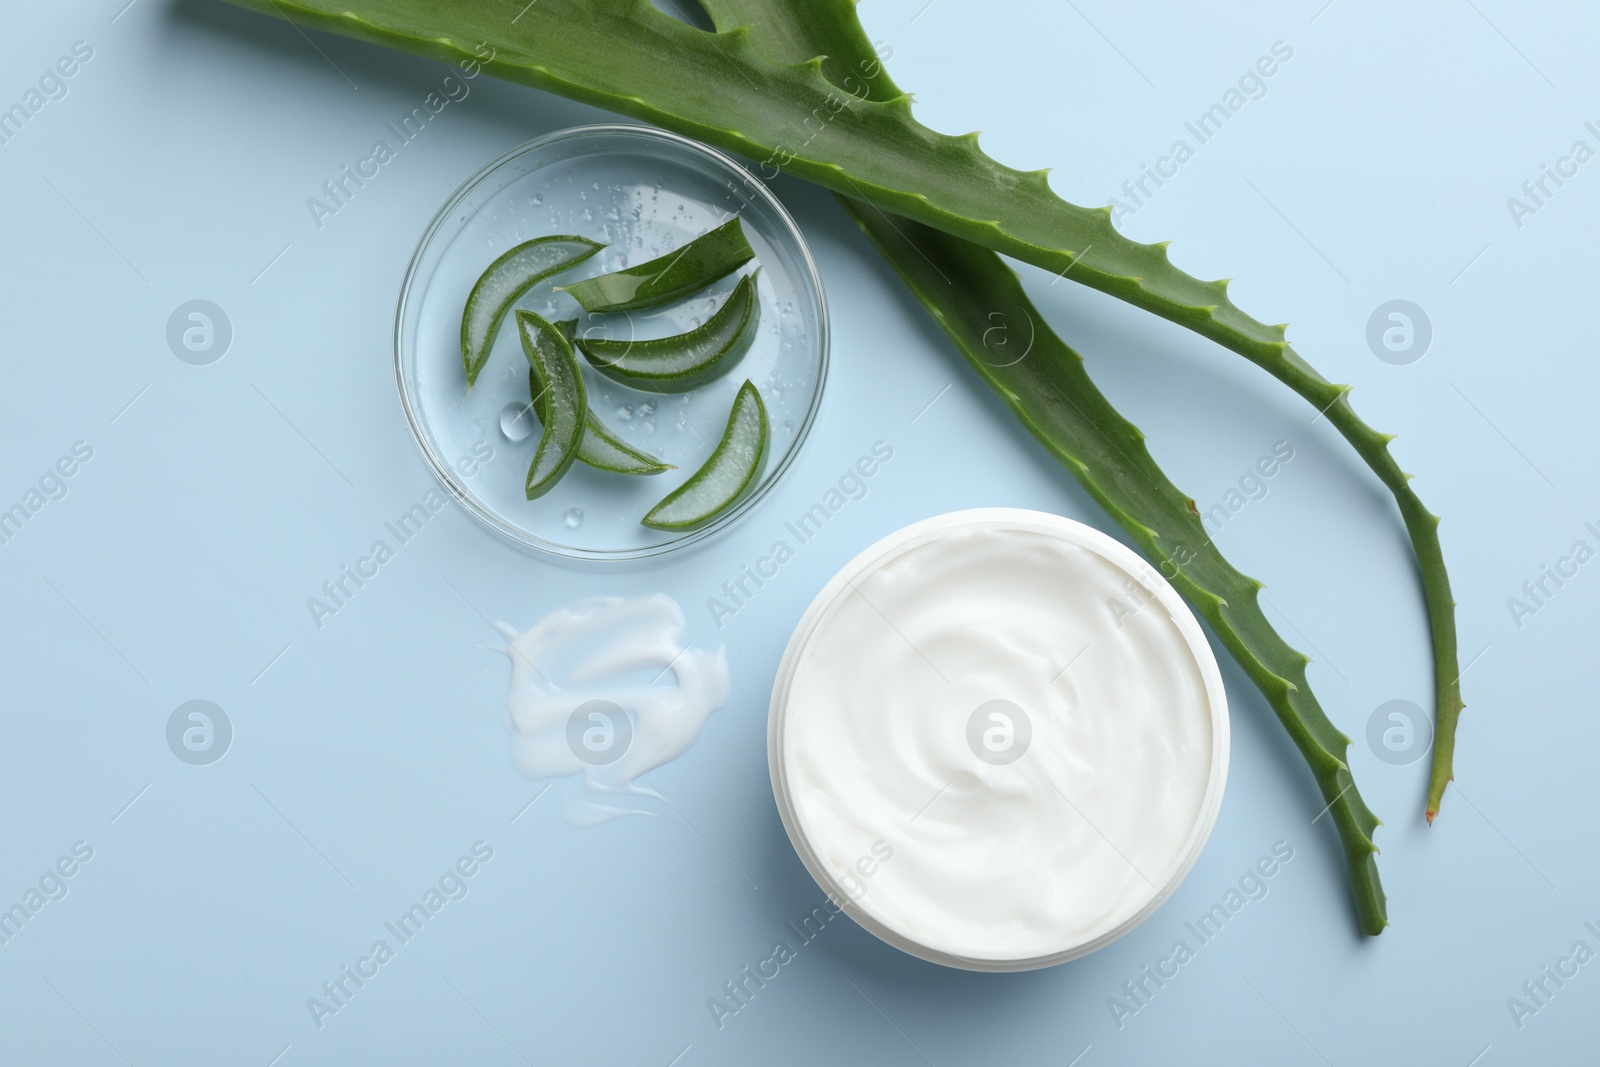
[772,510,1228,968]
[499,594,729,825]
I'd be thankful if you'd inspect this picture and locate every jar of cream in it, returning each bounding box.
[769,509,1229,971]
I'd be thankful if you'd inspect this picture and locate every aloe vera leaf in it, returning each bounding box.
[642,380,767,529]
[846,204,1388,933]
[698,0,900,101]
[556,218,754,312]
[578,271,759,391]
[692,0,1461,827]
[219,0,1462,822]
[516,311,586,498]
[461,235,602,389]
[532,319,674,474]
[701,0,1386,935]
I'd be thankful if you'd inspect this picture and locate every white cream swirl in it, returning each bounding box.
[500,594,729,825]
[776,512,1226,965]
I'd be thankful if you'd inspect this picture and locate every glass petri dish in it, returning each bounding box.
[395,125,828,561]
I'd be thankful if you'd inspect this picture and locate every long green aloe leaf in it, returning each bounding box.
[222,0,1461,821]
[700,0,1385,934]
[844,205,1388,933]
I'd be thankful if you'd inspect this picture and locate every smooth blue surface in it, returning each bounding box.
[1,1,1594,1064]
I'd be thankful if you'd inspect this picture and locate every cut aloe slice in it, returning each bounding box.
[516,311,586,499]
[577,272,760,393]
[529,319,672,475]
[528,369,673,475]
[555,218,754,313]
[461,236,602,389]
[642,381,768,530]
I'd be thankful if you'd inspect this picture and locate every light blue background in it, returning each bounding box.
[1,1,1593,1063]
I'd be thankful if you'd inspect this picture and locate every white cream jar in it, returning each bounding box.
[769,509,1229,970]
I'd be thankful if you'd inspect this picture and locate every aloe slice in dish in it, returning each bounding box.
[461,236,603,389]
[642,380,768,530]
[517,311,586,499]
[528,370,674,475]
[527,319,673,475]
[576,272,760,393]
[555,218,754,313]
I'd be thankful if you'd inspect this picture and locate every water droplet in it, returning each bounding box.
[531,192,544,205]
[499,401,536,442]
[617,404,634,420]
[564,507,584,529]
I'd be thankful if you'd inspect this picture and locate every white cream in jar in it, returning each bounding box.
[769,509,1228,969]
